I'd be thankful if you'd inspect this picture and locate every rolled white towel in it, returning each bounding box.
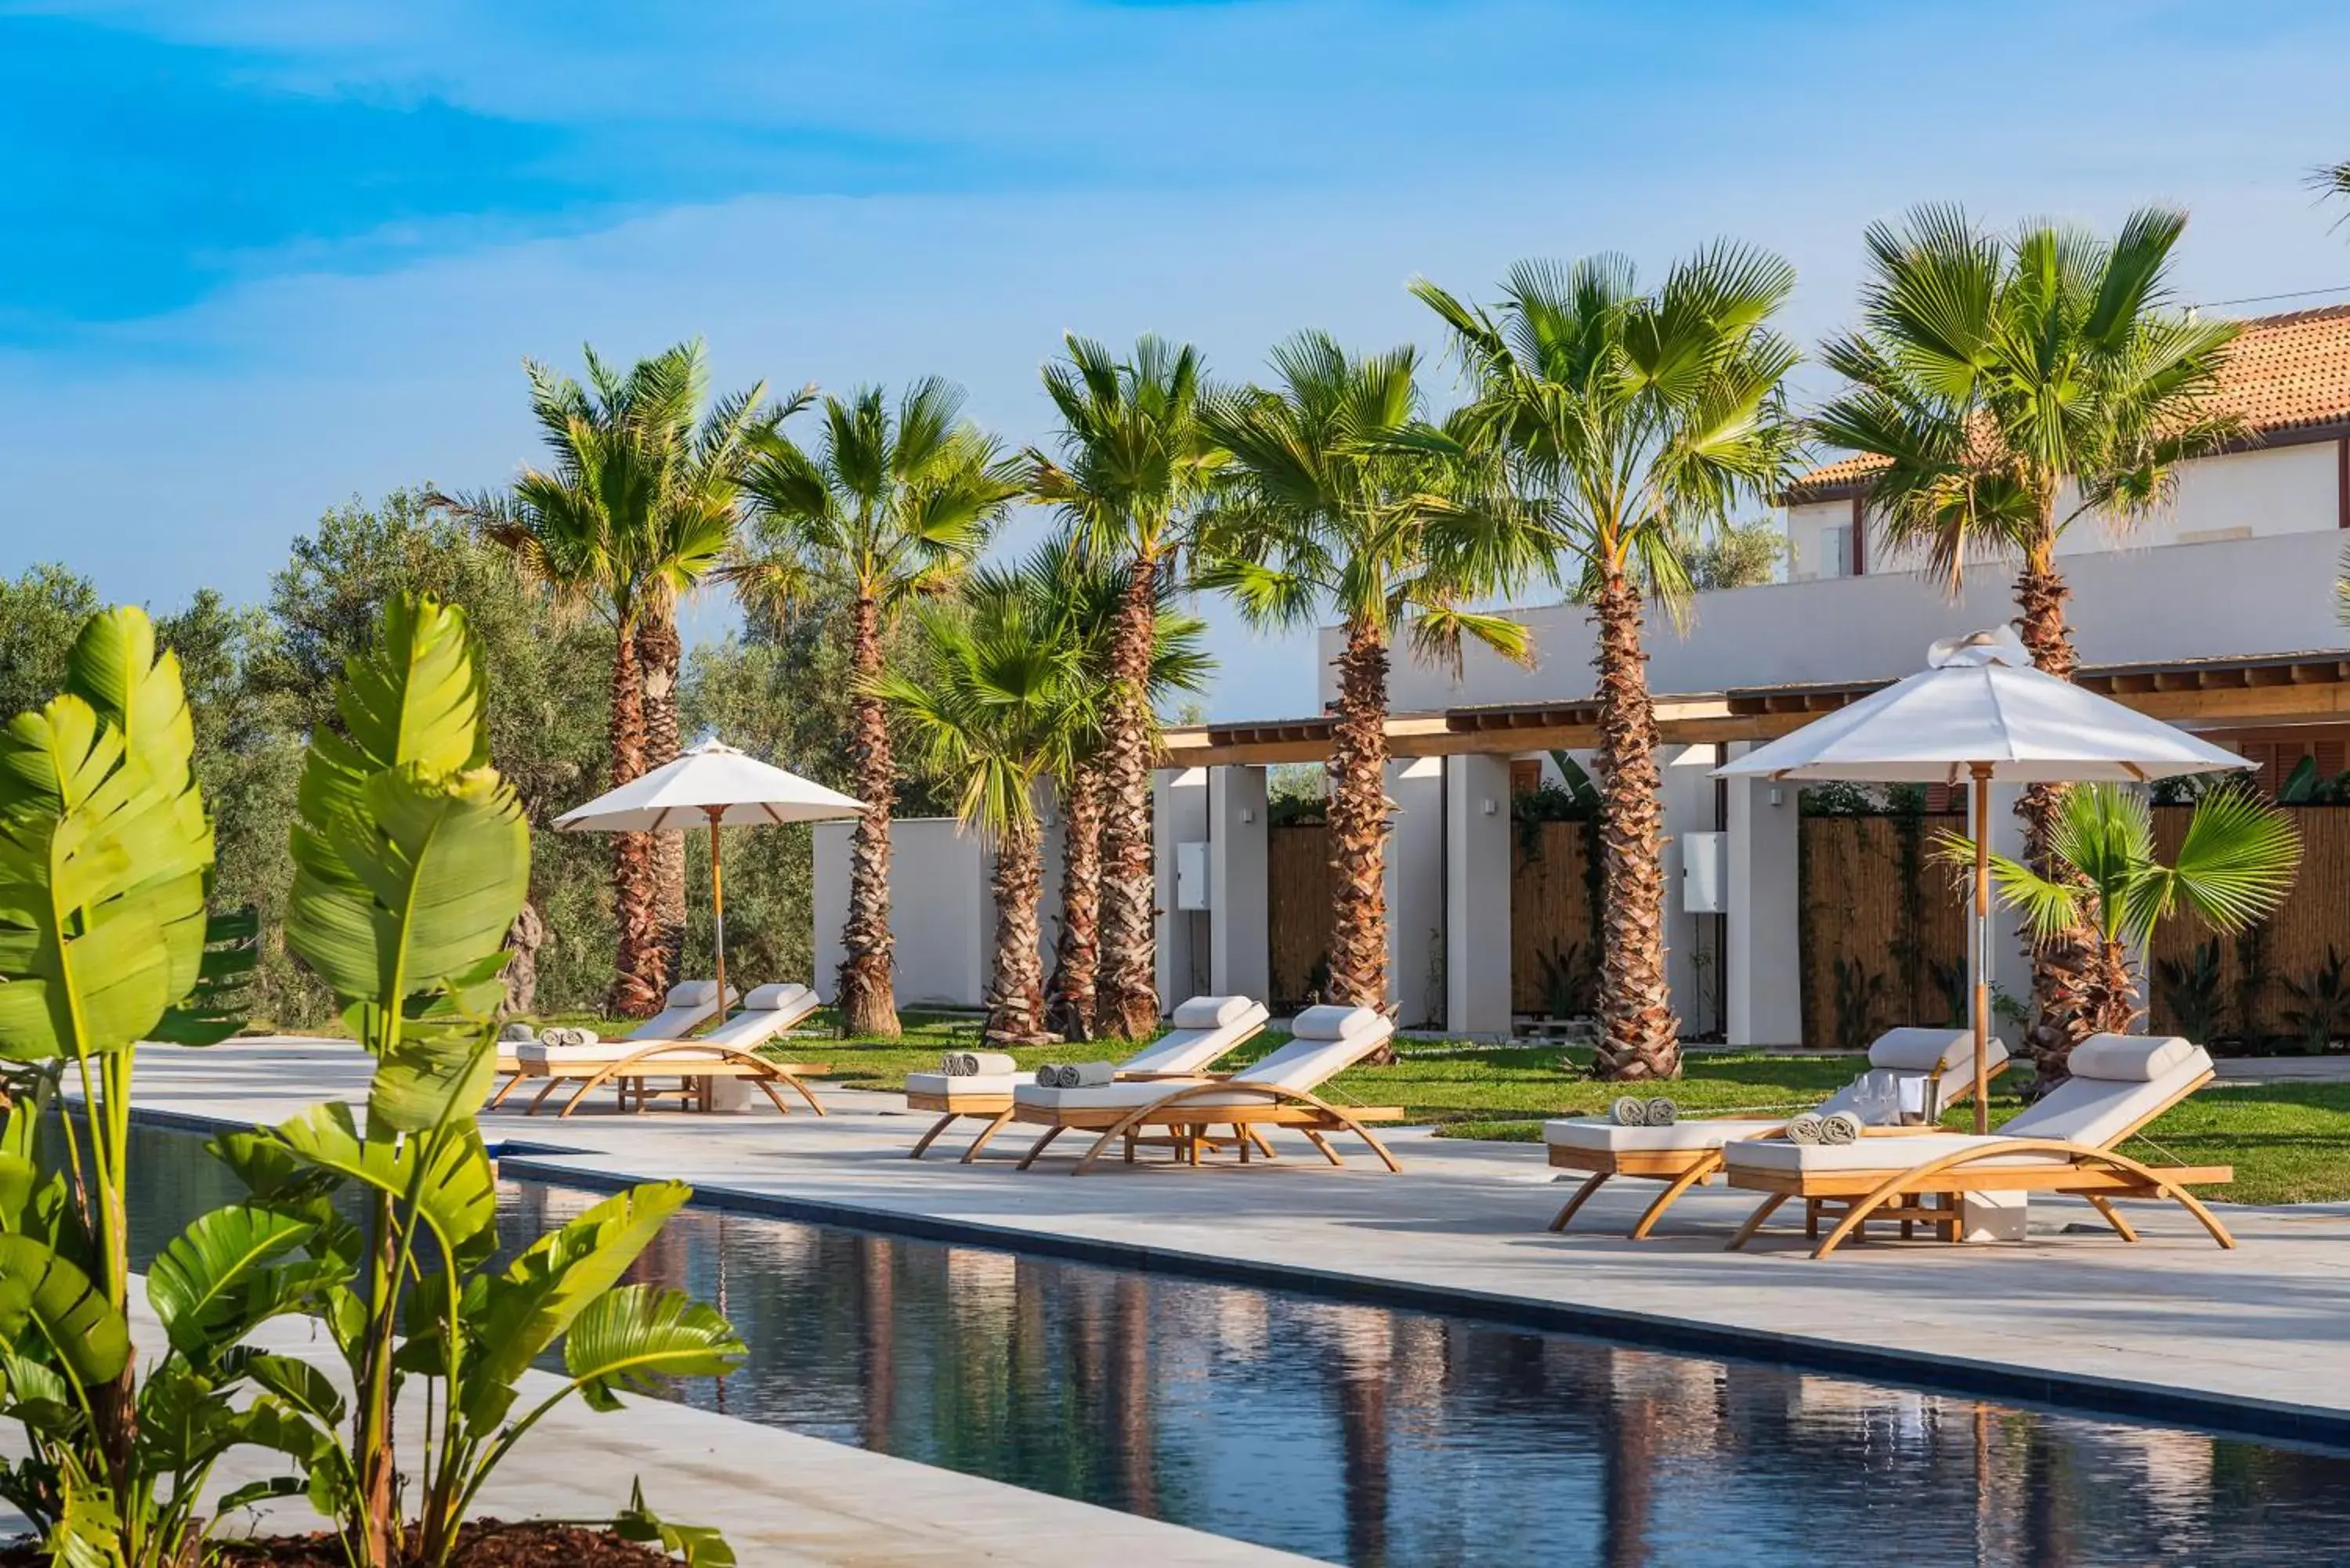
[1644,1097,1677,1127]
[1611,1096,1648,1127]
[1784,1112,1824,1145]
[1819,1111,1864,1146]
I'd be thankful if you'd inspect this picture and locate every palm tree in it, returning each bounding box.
[1954,784,2299,1035]
[1009,542,1213,1040]
[1196,331,1550,1029]
[729,380,1018,1038]
[1416,248,1802,1081]
[450,341,773,1014]
[1026,335,1222,1040]
[876,556,1090,1044]
[616,347,796,977]
[1813,205,2242,1068]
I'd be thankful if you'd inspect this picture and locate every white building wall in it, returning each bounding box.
[1349,528,2350,714]
[1385,757,1446,1028]
[1155,769,1210,1011]
[812,814,1065,1011]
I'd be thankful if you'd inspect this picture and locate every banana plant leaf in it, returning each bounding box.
[146,1205,321,1359]
[0,1234,130,1386]
[565,1284,745,1412]
[271,1103,496,1255]
[462,1183,692,1427]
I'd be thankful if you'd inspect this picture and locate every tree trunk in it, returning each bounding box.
[607,622,663,1017]
[1047,761,1104,1042]
[985,810,1050,1044]
[1590,574,1680,1080]
[2013,541,2100,1083]
[1096,557,1162,1039]
[637,606,686,995]
[1326,623,1393,1036]
[839,596,902,1038]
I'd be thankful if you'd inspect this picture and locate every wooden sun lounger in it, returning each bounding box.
[1014,1084,1406,1174]
[509,1041,830,1119]
[1546,1055,2010,1240]
[1723,1064,2232,1259]
[907,1003,1273,1162]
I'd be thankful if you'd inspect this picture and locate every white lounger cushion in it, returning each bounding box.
[906,1071,1019,1099]
[1726,1046,2214,1175]
[1171,994,1257,1030]
[2005,1046,2211,1147]
[1544,1117,1780,1153]
[743,982,812,1010]
[2066,1034,2195,1082]
[515,983,816,1066]
[1725,1132,2059,1174]
[1121,1000,1270,1075]
[1542,1027,2013,1154]
[1014,1010,1394,1111]
[1289,1004,1387,1042]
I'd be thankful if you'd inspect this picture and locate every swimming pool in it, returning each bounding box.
[119,1121,2350,1566]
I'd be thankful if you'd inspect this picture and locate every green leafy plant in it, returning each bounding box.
[0,605,284,1565]
[2281,945,2350,1055]
[1927,957,1970,1031]
[2154,938,2226,1045]
[1534,941,1593,1021]
[1947,784,2301,1042]
[229,595,743,1567]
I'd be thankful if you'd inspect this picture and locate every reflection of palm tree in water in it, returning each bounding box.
[861,1237,896,1451]
[1595,1349,1654,1568]
[1110,1277,1158,1517]
[2022,1418,2073,1568]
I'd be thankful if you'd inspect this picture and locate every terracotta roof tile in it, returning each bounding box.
[1786,303,2350,502]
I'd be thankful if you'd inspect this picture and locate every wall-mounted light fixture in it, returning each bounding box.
[1480,797,1498,815]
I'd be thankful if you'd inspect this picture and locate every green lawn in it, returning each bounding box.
[533,1010,2350,1206]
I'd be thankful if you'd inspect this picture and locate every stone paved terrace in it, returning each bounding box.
[125,1039,2350,1455]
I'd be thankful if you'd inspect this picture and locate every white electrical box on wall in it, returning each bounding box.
[1682,832,1726,914]
[1175,841,1212,911]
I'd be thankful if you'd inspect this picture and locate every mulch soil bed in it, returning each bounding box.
[5,1522,674,1566]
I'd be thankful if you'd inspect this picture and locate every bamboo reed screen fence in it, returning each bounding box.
[1267,823,1333,1008]
[1509,820,1599,1016]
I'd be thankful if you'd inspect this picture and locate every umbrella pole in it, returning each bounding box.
[708,807,728,1027]
[1971,762,1992,1136]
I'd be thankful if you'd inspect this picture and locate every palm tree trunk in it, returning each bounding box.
[1047,761,1104,1042]
[2014,538,2099,1083]
[1590,574,1679,1080]
[1096,557,1162,1039]
[1326,622,1391,1020]
[608,621,663,1017]
[840,596,902,1038]
[986,811,1049,1045]
[637,605,686,997]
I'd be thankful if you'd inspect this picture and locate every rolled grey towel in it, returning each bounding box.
[942,1053,964,1075]
[499,1022,536,1044]
[1819,1111,1864,1146]
[1036,1064,1061,1087]
[1065,1060,1115,1088]
[1053,1064,1082,1089]
[966,1052,1018,1078]
[1644,1097,1677,1127]
[1785,1113,1824,1145]
[1611,1096,1647,1127]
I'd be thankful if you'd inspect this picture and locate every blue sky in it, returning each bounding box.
[6,0,2350,720]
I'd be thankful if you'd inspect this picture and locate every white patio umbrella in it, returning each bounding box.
[555,735,864,1020]
[1716,628,2251,1131]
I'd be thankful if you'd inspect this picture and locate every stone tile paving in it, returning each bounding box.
[130,1040,2350,1447]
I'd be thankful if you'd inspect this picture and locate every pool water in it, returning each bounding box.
[121,1122,2350,1566]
